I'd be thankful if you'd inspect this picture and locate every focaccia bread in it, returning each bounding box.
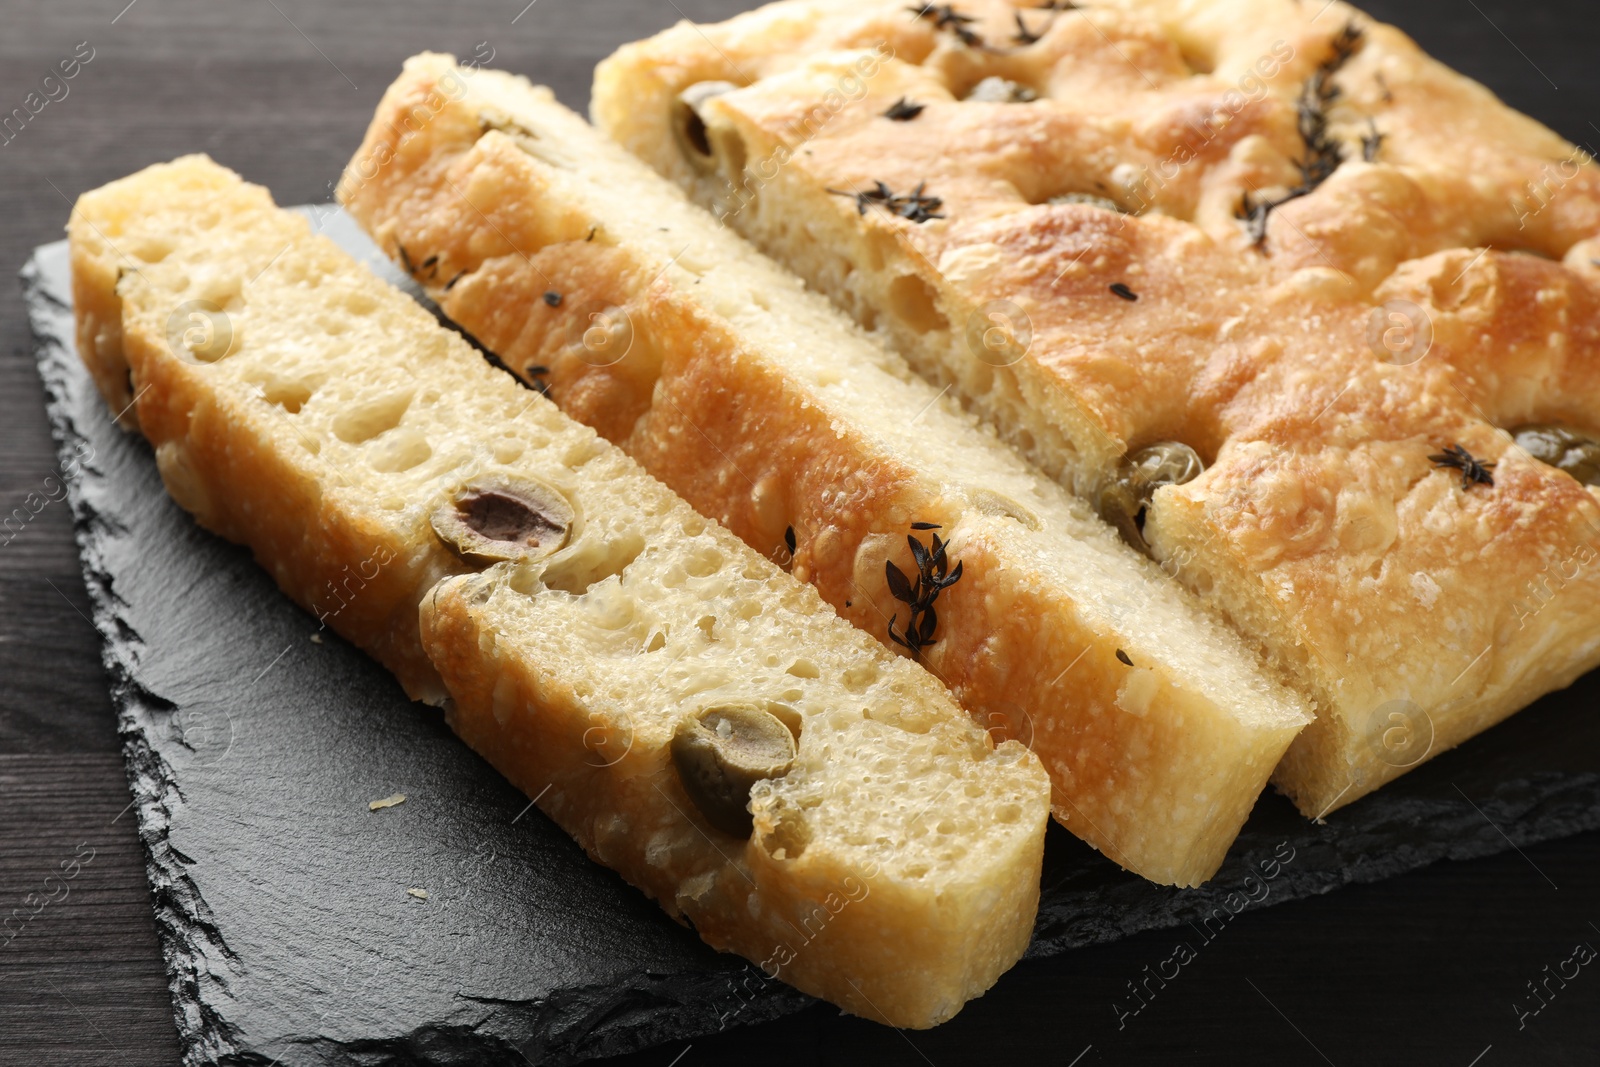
[338,54,1310,886]
[594,0,1600,816]
[68,156,1051,1027]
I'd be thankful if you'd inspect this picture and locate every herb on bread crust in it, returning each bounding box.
[908,4,985,48]
[1012,11,1043,45]
[886,523,964,657]
[827,180,945,223]
[1429,444,1495,490]
[1238,22,1365,247]
[883,97,926,121]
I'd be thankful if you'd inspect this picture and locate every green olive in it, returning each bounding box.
[1096,442,1204,554]
[672,81,738,169]
[1511,424,1600,487]
[431,473,574,565]
[965,77,1038,103]
[670,702,797,836]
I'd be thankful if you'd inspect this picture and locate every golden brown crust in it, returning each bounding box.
[594,0,1600,814]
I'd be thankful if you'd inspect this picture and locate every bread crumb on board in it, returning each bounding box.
[406,887,429,901]
[368,793,407,811]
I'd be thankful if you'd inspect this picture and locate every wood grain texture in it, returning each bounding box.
[1,1,1597,1064]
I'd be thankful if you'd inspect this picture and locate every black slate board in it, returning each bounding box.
[23,214,1600,1065]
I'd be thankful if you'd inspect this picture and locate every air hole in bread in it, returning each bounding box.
[541,532,646,595]
[644,629,667,653]
[258,379,314,414]
[1177,44,1217,75]
[969,359,994,398]
[765,701,803,739]
[838,665,876,694]
[786,658,820,679]
[695,615,717,639]
[492,437,526,464]
[888,273,947,334]
[757,803,811,861]
[332,388,414,444]
[339,290,380,316]
[864,233,892,272]
[131,236,175,263]
[683,544,724,578]
[366,427,433,473]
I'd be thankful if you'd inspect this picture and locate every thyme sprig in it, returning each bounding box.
[1238,22,1365,247]
[908,4,985,47]
[885,523,964,657]
[827,180,946,223]
[1430,444,1494,490]
[884,97,926,121]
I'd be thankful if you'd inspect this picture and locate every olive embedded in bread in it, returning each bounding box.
[1511,424,1600,487]
[670,702,796,836]
[671,81,738,168]
[431,473,574,564]
[1096,442,1204,553]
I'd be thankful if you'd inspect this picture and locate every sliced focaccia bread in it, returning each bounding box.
[338,54,1309,886]
[593,0,1600,816]
[68,156,1050,1027]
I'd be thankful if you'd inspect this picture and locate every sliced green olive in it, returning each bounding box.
[965,77,1038,103]
[431,473,574,564]
[1511,424,1600,487]
[670,702,796,836]
[672,81,738,169]
[1096,442,1205,554]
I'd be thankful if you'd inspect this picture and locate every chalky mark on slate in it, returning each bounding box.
[24,219,1600,1064]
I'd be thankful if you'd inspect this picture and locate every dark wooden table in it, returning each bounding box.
[2,2,1596,1064]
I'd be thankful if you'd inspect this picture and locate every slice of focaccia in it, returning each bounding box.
[594,0,1600,817]
[68,156,1050,1027]
[338,54,1311,887]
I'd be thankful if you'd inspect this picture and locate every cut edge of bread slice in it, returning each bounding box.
[68,155,1052,1027]
[338,54,1312,885]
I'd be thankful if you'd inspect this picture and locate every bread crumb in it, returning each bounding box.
[310,633,323,644]
[407,887,429,901]
[368,793,407,811]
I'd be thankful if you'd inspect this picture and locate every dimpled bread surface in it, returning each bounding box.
[593,0,1600,816]
[68,156,1051,1027]
[339,54,1311,887]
